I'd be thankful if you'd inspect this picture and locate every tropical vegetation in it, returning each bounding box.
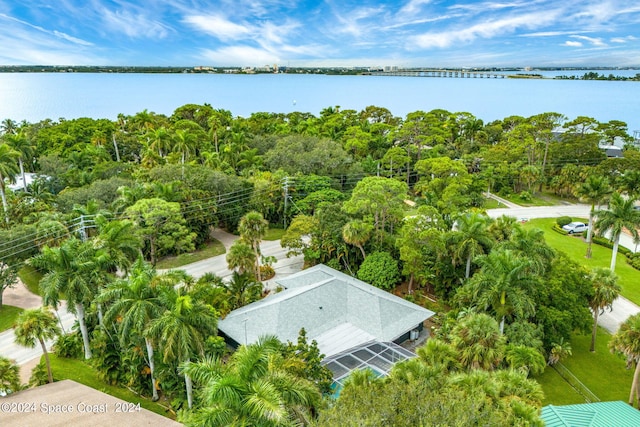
[1,104,640,421]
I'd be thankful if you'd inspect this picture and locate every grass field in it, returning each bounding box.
[536,328,633,405]
[47,354,176,419]
[524,218,640,305]
[0,304,23,331]
[498,192,561,207]
[264,227,286,241]
[156,238,226,270]
[482,197,501,209]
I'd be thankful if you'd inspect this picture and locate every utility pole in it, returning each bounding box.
[79,214,87,242]
[283,177,289,229]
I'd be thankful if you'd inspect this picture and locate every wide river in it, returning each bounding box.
[0,70,638,132]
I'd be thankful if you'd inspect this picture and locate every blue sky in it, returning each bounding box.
[0,0,639,67]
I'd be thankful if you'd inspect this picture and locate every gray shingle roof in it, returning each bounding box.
[218,264,434,356]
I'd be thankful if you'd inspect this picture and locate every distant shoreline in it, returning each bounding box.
[0,65,639,80]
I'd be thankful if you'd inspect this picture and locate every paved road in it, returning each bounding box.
[0,301,76,366]
[166,238,304,291]
[487,204,640,333]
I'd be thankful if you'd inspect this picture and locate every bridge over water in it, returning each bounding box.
[368,70,507,79]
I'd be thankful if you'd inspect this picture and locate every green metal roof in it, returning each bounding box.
[541,401,640,427]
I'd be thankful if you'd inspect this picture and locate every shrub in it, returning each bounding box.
[356,251,400,290]
[627,253,640,271]
[259,265,275,280]
[205,336,228,358]
[519,191,532,201]
[552,224,569,235]
[54,331,83,358]
[326,258,343,272]
[556,216,572,227]
[90,329,124,385]
[593,236,633,255]
[29,361,49,387]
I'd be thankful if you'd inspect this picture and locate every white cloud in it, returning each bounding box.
[398,0,432,16]
[570,35,606,46]
[0,13,93,46]
[448,0,548,13]
[53,30,93,46]
[331,6,384,38]
[101,7,171,39]
[520,31,579,37]
[409,10,560,48]
[183,14,251,41]
[564,40,583,47]
[610,35,637,43]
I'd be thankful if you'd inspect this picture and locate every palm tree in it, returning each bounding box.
[589,267,621,352]
[4,130,34,192]
[415,338,460,372]
[609,313,640,407]
[238,211,268,281]
[575,175,612,258]
[595,192,640,271]
[504,344,545,376]
[460,249,536,334]
[180,335,321,426]
[450,312,505,371]
[0,143,20,224]
[147,126,171,157]
[226,240,256,276]
[342,219,373,260]
[146,291,217,409]
[172,129,198,177]
[499,226,555,274]
[29,238,99,359]
[454,212,494,279]
[548,338,572,366]
[0,118,18,135]
[13,307,61,384]
[93,218,141,275]
[225,271,263,310]
[488,215,519,242]
[619,170,640,199]
[99,258,174,401]
[0,356,21,396]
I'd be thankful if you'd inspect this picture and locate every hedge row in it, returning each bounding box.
[551,224,569,235]
[551,222,639,271]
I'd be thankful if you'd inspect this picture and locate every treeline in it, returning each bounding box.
[555,71,640,81]
[1,105,640,424]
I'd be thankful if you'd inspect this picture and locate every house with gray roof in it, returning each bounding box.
[218,264,434,357]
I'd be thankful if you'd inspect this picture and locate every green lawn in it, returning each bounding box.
[46,354,175,419]
[498,192,560,207]
[537,328,633,405]
[0,304,23,331]
[264,227,286,241]
[156,238,226,269]
[536,366,585,405]
[18,264,43,296]
[524,218,640,305]
[482,197,501,209]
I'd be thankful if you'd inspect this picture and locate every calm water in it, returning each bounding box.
[0,72,638,130]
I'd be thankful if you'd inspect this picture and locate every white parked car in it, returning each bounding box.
[562,222,588,234]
